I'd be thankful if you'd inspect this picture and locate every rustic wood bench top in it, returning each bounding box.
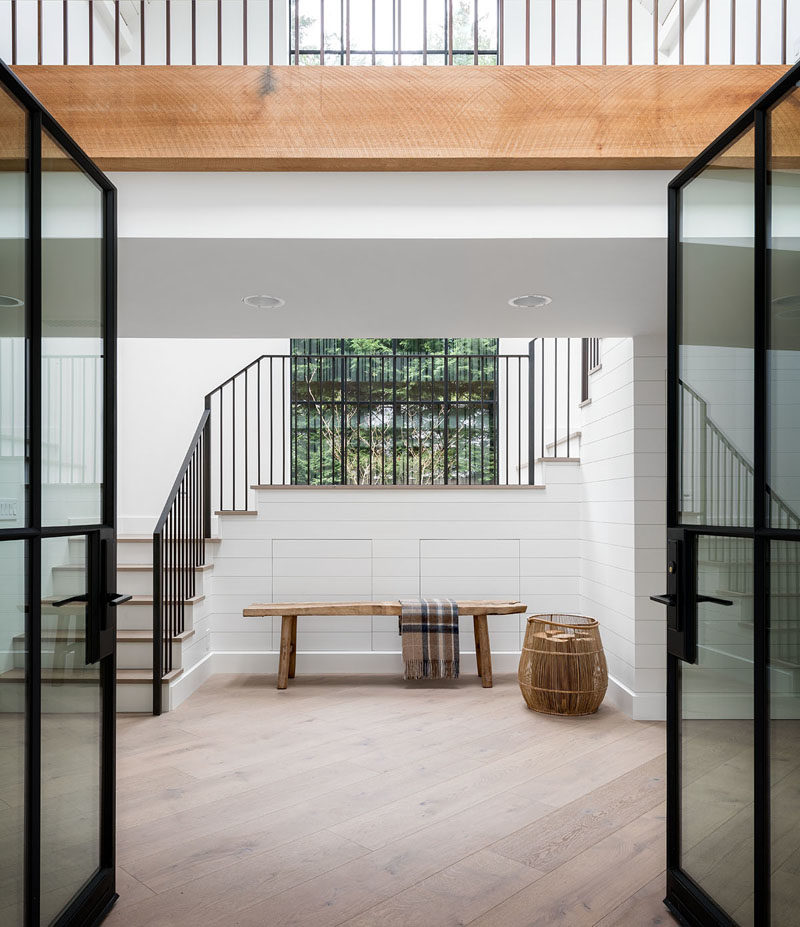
[243,600,527,617]
[242,600,527,689]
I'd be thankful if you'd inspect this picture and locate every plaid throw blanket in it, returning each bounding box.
[399,598,460,680]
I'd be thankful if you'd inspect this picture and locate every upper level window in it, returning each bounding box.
[289,339,500,485]
[289,0,500,65]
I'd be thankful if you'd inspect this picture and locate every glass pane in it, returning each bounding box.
[0,84,28,529]
[678,127,754,528]
[41,133,104,527]
[680,535,754,924]
[0,539,26,926]
[769,540,800,924]
[40,536,101,926]
[768,87,800,531]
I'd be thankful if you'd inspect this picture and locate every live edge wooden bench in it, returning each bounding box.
[242,601,527,690]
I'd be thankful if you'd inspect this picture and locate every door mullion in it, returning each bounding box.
[753,104,769,926]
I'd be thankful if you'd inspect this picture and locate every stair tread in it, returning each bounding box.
[118,594,205,606]
[54,563,213,572]
[118,563,214,572]
[70,535,221,544]
[12,628,194,643]
[118,668,183,684]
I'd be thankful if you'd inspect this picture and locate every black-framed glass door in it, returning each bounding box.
[663,61,800,927]
[0,60,118,927]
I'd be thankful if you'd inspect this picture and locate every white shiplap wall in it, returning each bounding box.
[578,336,667,720]
[152,335,668,720]
[210,475,583,678]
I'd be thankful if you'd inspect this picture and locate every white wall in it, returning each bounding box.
[578,336,667,720]
[210,477,582,677]
[118,334,669,719]
[118,337,288,523]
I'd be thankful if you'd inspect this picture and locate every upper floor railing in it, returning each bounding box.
[2,0,796,67]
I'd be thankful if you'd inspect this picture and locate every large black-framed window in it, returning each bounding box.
[665,59,800,927]
[0,59,118,927]
[289,338,499,485]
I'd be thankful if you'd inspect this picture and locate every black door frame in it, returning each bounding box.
[664,58,800,927]
[0,59,118,927]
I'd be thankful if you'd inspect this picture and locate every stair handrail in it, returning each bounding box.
[151,409,210,715]
[679,378,800,529]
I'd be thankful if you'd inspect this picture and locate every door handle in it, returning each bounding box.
[650,594,676,607]
[697,594,733,606]
[53,592,132,607]
[52,594,89,607]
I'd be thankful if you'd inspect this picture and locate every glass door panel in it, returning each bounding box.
[40,535,101,927]
[0,82,27,528]
[678,129,754,529]
[769,87,800,529]
[41,132,104,528]
[0,539,26,927]
[680,535,755,924]
[769,540,800,923]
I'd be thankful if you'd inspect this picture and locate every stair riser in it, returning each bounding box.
[69,536,214,568]
[116,639,184,670]
[114,602,201,632]
[11,640,184,672]
[130,570,206,597]
[51,568,206,598]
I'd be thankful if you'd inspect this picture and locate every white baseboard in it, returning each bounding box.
[168,652,215,710]
[211,650,525,677]
[160,654,666,721]
[605,674,666,722]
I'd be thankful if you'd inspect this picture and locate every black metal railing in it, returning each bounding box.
[580,337,600,403]
[681,380,800,671]
[203,343,580,510]
[152,409,209,715]
[678,378,800,529]
[5,0,793,67]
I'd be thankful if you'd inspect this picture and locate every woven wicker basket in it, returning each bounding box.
[518,614,608,716]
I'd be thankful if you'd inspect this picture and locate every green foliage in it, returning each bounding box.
[289,340,499,484]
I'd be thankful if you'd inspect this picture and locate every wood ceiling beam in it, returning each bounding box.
[10,64,789,172]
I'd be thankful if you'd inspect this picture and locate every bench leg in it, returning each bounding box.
[289,615,298,679]
[473,616,483,679]
[474,615,493,688]
[278,615,295,690]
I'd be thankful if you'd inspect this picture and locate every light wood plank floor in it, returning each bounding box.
[107,674,677,927]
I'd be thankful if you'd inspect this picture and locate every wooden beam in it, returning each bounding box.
[9,65,789,171]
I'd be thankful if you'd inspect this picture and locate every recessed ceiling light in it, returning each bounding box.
[0,295,24,308]
[508,294,552,310]
[242,294,285,310]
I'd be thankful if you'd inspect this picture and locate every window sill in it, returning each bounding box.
[250,483,546,491]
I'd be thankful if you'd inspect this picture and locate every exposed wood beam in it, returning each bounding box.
[9,65,789,171]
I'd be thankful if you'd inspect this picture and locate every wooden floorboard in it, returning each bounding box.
[106,674,678,927]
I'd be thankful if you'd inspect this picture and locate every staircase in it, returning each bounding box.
[23,535,216,712]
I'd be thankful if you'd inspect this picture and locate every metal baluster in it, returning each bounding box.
[652,0,657,64]
[525,0,531,64]
[628,0,633,63]
[473,0,478,64]
[218,0,223,64]
[422,0,427,63]
[756,0,761,64]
